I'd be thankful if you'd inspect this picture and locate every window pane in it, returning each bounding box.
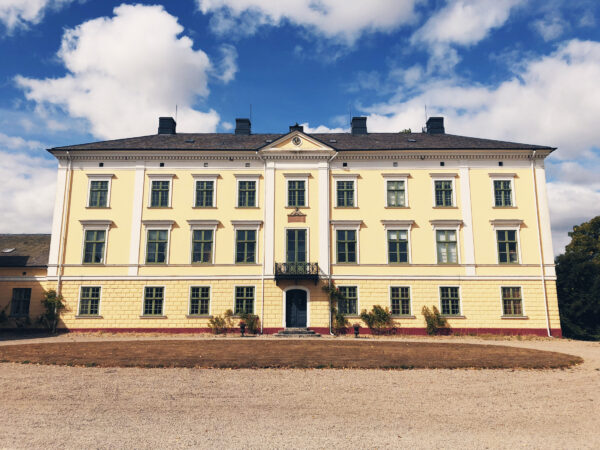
[338,286,358,315]
[79,286,100,316]
[235,286,254,315]
[440,287,460,315]
[89,180,108,207]
[151,180,170,207]
[83,230,106,264]
[190,286,210,315]
[10,288,31,316]
[143,287,164,316]
[195,180,214,207]
[391,287,410,315]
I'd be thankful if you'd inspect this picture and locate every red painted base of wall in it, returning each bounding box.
[60,327,562,338]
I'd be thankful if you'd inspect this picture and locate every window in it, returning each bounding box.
[10,288,30,317]
[146,230,168,264]
[336,180,355,207]
[235,286,254,315]
[287,180,306,207]
[390,287,410,316]
[235,230,256,263]
[440,287,460,316]
[143,287,164,316]
[195,180,214,207]
[502,287,523,316]
[286,229,307,263]
[336,229,357,263]
[190,286,210,315]
[387,181,406,207]
[497,230,519,264]
[83,230,106,264]
[88,180,109,207]
[436,230,457,264]
[494,180,512,207]
[150,180,170,207]
[192,229,213,264]
[238,180,256,207]
[388,230,408,263]
[338,286,358,315]
[79,286,100,316]
[434,180,453,206]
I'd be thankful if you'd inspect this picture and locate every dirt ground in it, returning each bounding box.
[0,339,581,369]
[0,334,598,449]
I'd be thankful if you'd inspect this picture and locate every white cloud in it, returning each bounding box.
[213,44,238,83]
[533,14,567,41]
[15,4,230,140]
[0,0,74,32]
[0,132,43,151]
[301,123,348,133]
[411,0,525,70]
[195,0,422,43]
[0,150,56,233]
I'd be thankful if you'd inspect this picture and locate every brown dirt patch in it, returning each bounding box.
[0,339,582,369]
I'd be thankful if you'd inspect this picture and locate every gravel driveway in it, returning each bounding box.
[0,335,598,449]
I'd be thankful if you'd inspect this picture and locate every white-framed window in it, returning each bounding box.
[231,220,262,264]
[187,220,219,264]
[285,227,309,263]
[430,173,458,207]
[142,220,174,264]
[189,285,211,316]
[337,285,359,316]
[192,174,218,208]
[235,174,260,207]
[79,220,112,264]
[500,286,525,317]
[382,173,409,207]
[389,286,411,316]
[381,220,414,264]
[284,173,310,207]
[86,174,113,208]
[489,173,516,207]
[331,220,361,264]
[439,286,461,316]
[430,220,462,264]
[147,174,175,208]
[234,285,256,315]
[142,286,165,316]
[77,286,101,317]
[333,174,358,208]
[490,220,523,264]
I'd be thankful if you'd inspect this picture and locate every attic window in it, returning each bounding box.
[2,248,15,253]
[407,139,417,142]
[329,139,337,143]
[185,139,195,143]
[265,139,273,143]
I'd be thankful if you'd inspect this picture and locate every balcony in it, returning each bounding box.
[274,262,320,285]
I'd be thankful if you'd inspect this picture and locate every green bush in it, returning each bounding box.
[360,305,394,334]
[422,306,448,335]
[38,290,66,334]
[208,309,235,334]
[331,307,349,335]
[239,312,260,334]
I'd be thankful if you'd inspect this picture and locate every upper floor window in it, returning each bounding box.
[192,229,213,264]
[434,180,453,207]
[502,286,523,316]
[288,180,306,207]
[494,180,513,207]
[235,229,256,263]
[336,180,355,207]
[390,286,410,316]
[235,286,255,315]
[151,180,170,207]
[338,286,358,316]
[79,286,101,316]
[195,180,214,207]
[86,174,113,208]
[440,286,461,316]
[436,230,457,264]
[497,230,519,264]
[10,288,31,317]
[190,286,210,316]
[146,230,168,264]
[83,230,106,264]
[238,180,257,207]
[387,181,406,207]
[387,229,409,264]
[143,286,164,316]
[336,229,357,264]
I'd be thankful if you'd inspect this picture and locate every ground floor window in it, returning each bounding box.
[390,286,410,315]
[338,286,358,315]
[143,287,164,316]
[502,287,523,316]
[10,288,31,317]
[440,286,460,316]
[235,286,254,315]
[190,286,210,315]
[79,286,101,316]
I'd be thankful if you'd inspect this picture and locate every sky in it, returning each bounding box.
[1,0,599,256]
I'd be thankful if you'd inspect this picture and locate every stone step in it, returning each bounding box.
[274,328,321,337]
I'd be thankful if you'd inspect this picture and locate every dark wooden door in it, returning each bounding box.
[286,289,307,328]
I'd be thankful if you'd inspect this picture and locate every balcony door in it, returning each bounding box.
[286,229,307,264]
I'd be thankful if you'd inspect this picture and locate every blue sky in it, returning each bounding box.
[1,0,600,254]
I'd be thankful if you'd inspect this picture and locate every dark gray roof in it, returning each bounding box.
[0,234,51,267]
[48,132,554,152]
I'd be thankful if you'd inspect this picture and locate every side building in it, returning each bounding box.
[40,116,560,335]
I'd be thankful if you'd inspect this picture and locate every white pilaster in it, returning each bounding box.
[264,161,275,276]
[318,161,330,276]
[459,166,476,276]
[47,163,68,277]
[128,162,145,276]
[535,160,556,276]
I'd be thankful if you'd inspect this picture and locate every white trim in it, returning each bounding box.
[231,220,263,227]
[187,221,218,265]
[282,285,311,328]
[489,175,516,207]
[77,285,102,317]
[285,175,309,207]
[492,225,523,265]
[459,166,476,276]
[48,166,68,276]
[333,175,358,207]
[431,222,461,265]
[80,221,111,264]
[233,284,257,315]
[383,175,409,207]
[489,219,523,228]
[381,220,414,229]
[384,227,412,264]
[332,222,361,264]
[389,285,412,316]
[192,174,218,207]
[330,220,363,227]
[264,161,275,275]
[337,284,360,316]
[499,285,526,317]
[439,285,462,316]
[141,285,166,317]
[331,173,359,179]
[147,174,174,208]
[188,285,212,316]
[142,222,173,265]
[235,175,260,207]
[431,175,457,207]
[128,163,145,275]
[534,162,555,268]
[284,226,310,263]
[283,172,312,178]
[86,174,114,208]
[318,161,330,276]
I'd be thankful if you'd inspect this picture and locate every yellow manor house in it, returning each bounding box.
[1,116,562,336]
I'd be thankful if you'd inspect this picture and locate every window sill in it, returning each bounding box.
[285,206,309,209]
[492,206,517,209]
[391,315,416,319]
[235,206,259,209]
[385,206,409,209]
[436,263,460,266]
[388,262,410,266]
[192,206,216,209]
[75,315,103,319]
[144,263,168,266]
[186,314,213,319]
[82,263,106,266]
[147,206,172,209]
[234,262,260,265]
[441,315,466,319]
[334,206,358,209]
[432,206,458,209]
[501,315,529,320]
[139,315,167,319]
[333,262,358,265]
[191,262,214,266]
[85,206,110,209]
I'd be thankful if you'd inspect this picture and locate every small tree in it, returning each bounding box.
[422,306,448,335]
[323,283,349,335]
[38,290,66,334]
[238,312,260,334]
[360,305,394,334]
[208,309,235,334]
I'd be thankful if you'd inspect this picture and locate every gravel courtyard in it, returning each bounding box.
[0,335,598,449]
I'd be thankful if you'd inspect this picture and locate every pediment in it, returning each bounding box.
[259,131,334,152]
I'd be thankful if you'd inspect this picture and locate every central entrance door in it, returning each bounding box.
[286,289,307,328]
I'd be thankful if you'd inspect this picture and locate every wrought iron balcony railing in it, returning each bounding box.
[274,262,320,284]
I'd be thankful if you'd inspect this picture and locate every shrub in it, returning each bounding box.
[360,305,395,334]
[208,309,235,334]
[422,306,448,335]
[323,283,350,335]
[239,312,260,334]
[38,290,66,334]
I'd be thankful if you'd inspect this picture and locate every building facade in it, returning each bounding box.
[38,116,561,335]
